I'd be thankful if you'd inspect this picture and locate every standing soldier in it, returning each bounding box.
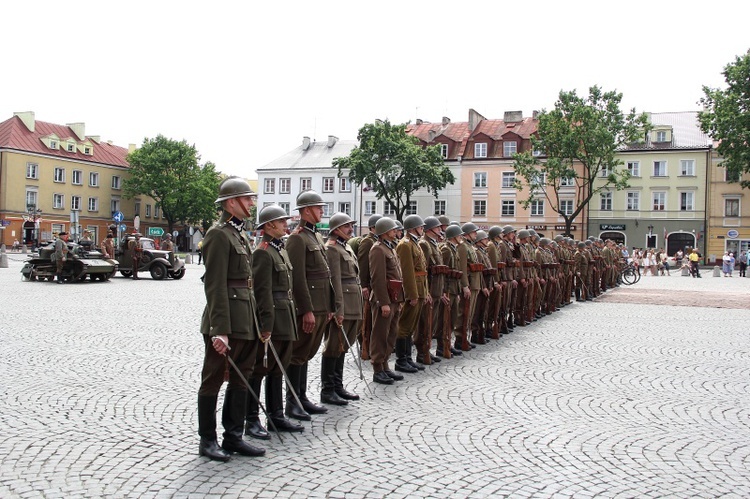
[438,225,464,358]
[369,217,404,384]
[53,231,70,284]
[128,232,143,280]
[286,190,334,421]
[356,214,382,361]
[471,230,493,344]
[499,225,518,333]
[322,212,363,405]
[514,229,533,327]
[574,241,589,301]
[197,177,263,462]
[101,233,115,260]
[161,233,175,252]
[487,226,505,339]
[395,215,430,373]
[456,223,482,351]
[418,216,448,364]
[245,205,303,440]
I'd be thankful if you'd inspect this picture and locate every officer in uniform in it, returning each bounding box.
[245,204,303,440]
[356,214,382,361]
[322,212,363,404]
[128,232,143,280]
[456,223,482,350]
[54,231,70,284]
[161,233,175,252]
[418,216,447,364]
[369,217,404,384]
[286,190,334,420]
[198,177,263,462]
[438,224,464,358]
[101,233,115,259]
[395,215,430,373]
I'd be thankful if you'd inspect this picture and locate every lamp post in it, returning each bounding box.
[647,224,654,235]
[26,204,42,250]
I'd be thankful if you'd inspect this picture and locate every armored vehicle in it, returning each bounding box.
[117,236,185,280]
[21,241,118,282]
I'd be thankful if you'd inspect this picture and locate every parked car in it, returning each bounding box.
[21,241,117,282]
[117,236,185,280]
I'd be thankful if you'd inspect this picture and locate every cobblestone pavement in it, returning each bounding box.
[1,254,750,498]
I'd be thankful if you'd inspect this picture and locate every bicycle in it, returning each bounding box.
[619,262,641,285]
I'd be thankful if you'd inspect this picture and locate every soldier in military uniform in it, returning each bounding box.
[417,216,447,364]
[128,232,143,280]
[356,214,382,361]
[456,223,482,350]
[286,190,334,420]
[322,212,363,404]
[487,226,505,339]
[161,233,175,252]
[245,205,303,440]
[471,230,493,344]
[53,231,70,284]
[499,226,518,333]
[574,241,589,301]
[438,224,464,358]
[514,229,533,327]
[369,217,404,384]
[198,177,263,462]
[101,233,115,260]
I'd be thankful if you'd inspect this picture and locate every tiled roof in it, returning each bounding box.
[0,115,130,167]
[257,139,358,171]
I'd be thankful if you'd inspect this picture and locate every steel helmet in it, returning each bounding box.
[577,241,586,249]
[403,214,425,230]
[475,230,489,242]
[517,229,531,239]
[423,216,441,231]
[502,225,516,235]
[488,226,503,239]
[258,204,291,227]
[461,222,478,235]
[554,234,564,242]
[215,177,254,203]
[295,190,326,210]
[528,229,538,237]
[394,220,403,229]
[445,225,463,239]
[329,212,356,232]
[367,214,383,228]
[374,217,398,236]
[539,237,551,246]
[438,215,450,226]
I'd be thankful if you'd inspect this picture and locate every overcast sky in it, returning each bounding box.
[3,1,748,179]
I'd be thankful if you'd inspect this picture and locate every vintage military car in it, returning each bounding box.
[21,240,118,282]
[117,236,185,280]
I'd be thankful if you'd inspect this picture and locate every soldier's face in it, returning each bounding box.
[337,223,354,239]
[465,231,476,242]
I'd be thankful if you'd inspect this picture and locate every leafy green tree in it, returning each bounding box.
[124,135,221,233]
[333,120,455,222]
[699,51,750,188]
[513,86,650,235]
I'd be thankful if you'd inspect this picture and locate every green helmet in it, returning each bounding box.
[215,177,254,203]
[554,234,564,242]
[528,229,538,237]
[329,212,355,232]
[394,220,403,229]
[295,190,326,210]
[258,204,290,227]
[445,225,463,239]
[461,222,478,235]
[502,225,516,235]
[403,214,425,230]
[424,216,441,231]
[368,214,383,228]
[375,217,398,236]
[517,229,531,239]
[577,241,586,249]
[438,215,450,226]
[539,237,551,246]
[475,230,489,242]
[488,226,503,239]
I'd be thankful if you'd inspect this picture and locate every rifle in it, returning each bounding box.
[360,299,371,360]
[490,285,502,340]
[460,292,471,351]
[442,297,452,358]
[422,301,433,364]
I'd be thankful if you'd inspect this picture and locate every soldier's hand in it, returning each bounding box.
[409,298,418,306]
[463,287,471,300]
[511,280,518,289]
[260,331,271,342]
[482,288,489,297]
[362,287,370,301]
[381,305,391,317]
[212,335,230,355]
[335,315,344,326]
[302,311,316,334]
[425,295,433,306]
[441,294,450,306]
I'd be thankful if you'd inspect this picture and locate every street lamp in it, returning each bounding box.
[647,224,654,235]
[26,204,42,249]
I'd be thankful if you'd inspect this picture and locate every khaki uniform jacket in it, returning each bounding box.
[575,249,589,275]
[327,238,364,320]
[419,235,445,298]
[501,240,517,281]
[200,216,259,340]
[252,235,298,341]
[357,233,377,289]
[53,238,69,261]
[369,240,403,306]
[396,234,428,300]
[286,222,333,316]
[440,242,461,295]
[457,241,482,290]
[477,246,493,289]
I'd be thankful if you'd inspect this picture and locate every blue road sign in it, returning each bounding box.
[119,224,127,231]
[113,211,124,223]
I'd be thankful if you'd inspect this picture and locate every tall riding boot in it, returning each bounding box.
[334,353,359,400]
[244,377,270,440]
[575,288,582,302]
[299,362,327,414]
[266,375,303,432]
[320,356,348,405]
[284,364,311,421]
[405,337,425,370]
[395,338,417,373]
[221,389,265,456]
[198,394,230,462]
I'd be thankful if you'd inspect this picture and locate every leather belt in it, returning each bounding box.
[273,290,293,300]
[227,278,253,288]
[341,277,360,284]
[414,271,427,277]
[306,270,331,279]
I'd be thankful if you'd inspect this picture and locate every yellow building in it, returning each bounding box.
[705,144,750,265]
[0,111,166,248]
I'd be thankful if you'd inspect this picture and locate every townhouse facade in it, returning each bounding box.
[0,112,168,249]
[588,112,712,255]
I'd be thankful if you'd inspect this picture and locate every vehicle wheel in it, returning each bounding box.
[150,262,167,280]
[120,270,132,277]
[169,268,186,280]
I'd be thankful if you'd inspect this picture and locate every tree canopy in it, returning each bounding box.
[513,86,650,235]
[699,50,750,188]
[333,120,455,222]
[124,135,222,232]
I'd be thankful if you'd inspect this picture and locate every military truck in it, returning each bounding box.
[117,236,185,280]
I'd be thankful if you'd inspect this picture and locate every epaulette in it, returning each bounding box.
[326,239,337,247]
[292,226,303,234]
[258,241,269,250]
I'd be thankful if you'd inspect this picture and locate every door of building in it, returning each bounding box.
[667,233,695,257]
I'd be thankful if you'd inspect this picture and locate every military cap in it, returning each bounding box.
[554,235,565,242]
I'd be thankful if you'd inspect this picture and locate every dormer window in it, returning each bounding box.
[656,131,666,142]
[441,144,448,159]
[503,141,518,157]
[84,146,92,155]
[475,143,487,158]
[50,140,58,149]
[67,143,75,152]
[652,127,672,143]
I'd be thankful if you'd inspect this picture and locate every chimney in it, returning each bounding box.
[504,111,523,123]
[416,119,423,125]
[468,108,486,132]
[67,122,86,140]
[302,136,312,150]
[327,135,338,148]
[89,136,101,143]
[532,110,539,120]
[14,111,35,132]
[428,130,437,141]
[128,144,137,154]
[442,116,451,126]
